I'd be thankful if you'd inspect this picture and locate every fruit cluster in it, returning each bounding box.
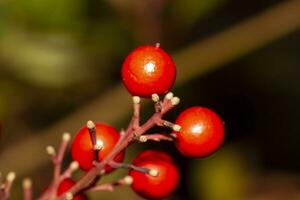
[0,44,224,200]
[65,44,224,199]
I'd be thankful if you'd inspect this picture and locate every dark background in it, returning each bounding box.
[0,0,300,199]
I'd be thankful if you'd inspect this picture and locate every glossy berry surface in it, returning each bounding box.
[174,106,224,158]
[57,178,87,200]
[129,150,179,199]
[71,122,125,172]
[122,45,176,98]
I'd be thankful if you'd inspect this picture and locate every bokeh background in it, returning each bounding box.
[0,0,300,199]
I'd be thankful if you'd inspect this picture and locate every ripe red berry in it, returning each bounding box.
[173,106,224,158]
[121,45,176,98]
[129,150,179,199]
[70,122,125,172]
[57,178,87,200]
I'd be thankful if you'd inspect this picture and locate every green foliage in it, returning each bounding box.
[8,0,86,30]
[0,29,91,87]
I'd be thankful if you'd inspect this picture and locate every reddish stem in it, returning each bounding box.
[22,179,32,200]
[38,134,71,200]
[85,175,132,193]
[139,133,173,142]
[53,97,176,200]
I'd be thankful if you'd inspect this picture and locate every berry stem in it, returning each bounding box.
[138,133,173,142]
[59,162,79,182]
[126,96,141,133]
[87,121,100,162]
[108,161,151,174]
[85,176,132,193]
[39,133,71,200]
[22,178,32,200]
[132,97,141,130]
[0,172,16,200]
[55,95,178,200]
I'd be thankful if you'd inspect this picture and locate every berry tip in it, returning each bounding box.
[139,136,147,142]
[123,176,133,185]
[165,92,174,100]
[87,120,95,129]
[46,145,56,156]
[22,178,32,189]
[70,161,79,171]
[132,96,141,104]
[171,97,180,106]
[62,132,71,142]
[173,124,181,132]
[65,192,73,200]
[6,172,16,183]
[151,94,160,102]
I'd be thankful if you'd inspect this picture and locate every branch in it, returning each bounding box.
[85,176,133,193]
[55,94,178,200]
[38,133,76,200]
[2,0,300,181]
[138,133,174,142]
[0,172,16,200]
[22,178,32,200]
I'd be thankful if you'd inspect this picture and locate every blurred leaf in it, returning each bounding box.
[7,0,86,30]
[169,0,227,26]
[87,20,131,59]
[0,80,26,118]
[190,147,247,200]
[0,28,91,88]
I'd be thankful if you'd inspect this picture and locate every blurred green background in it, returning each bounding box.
[0,0,300,199]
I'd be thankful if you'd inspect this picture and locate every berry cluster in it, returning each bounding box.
[0,44,224,200]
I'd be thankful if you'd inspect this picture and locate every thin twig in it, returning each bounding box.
[2,0,300,179]
[0,172,16,200]
[138,133,174,142]
[86,176,133,193]
[39,133,72,200]
[55,96,177,200]
[22,178,32,200]
[59,161,79,182]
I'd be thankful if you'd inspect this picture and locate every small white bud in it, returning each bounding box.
[155,43,160,48]
[173,124,181,132]
[62,132,71,142]
[123,176,133,185]
[120,130,125,136]
[139,136,147,143]
[6,172,16,183]
[165,92,174,100]
[87,120,95,129]
[22,178,32,189]
[100,169,106,175]
[148,169,159,177]
[70,161,79,171]
[46,146,56,156]
[132,96,141,104]
[151,94,160,102]
[171,97,180,105]
[65,192,73,200]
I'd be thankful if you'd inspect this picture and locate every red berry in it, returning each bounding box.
[71,122,125,172]
[57,178,87,200]
[129,150,179,199]
[121,45,176,97]
[174,106,224,158]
